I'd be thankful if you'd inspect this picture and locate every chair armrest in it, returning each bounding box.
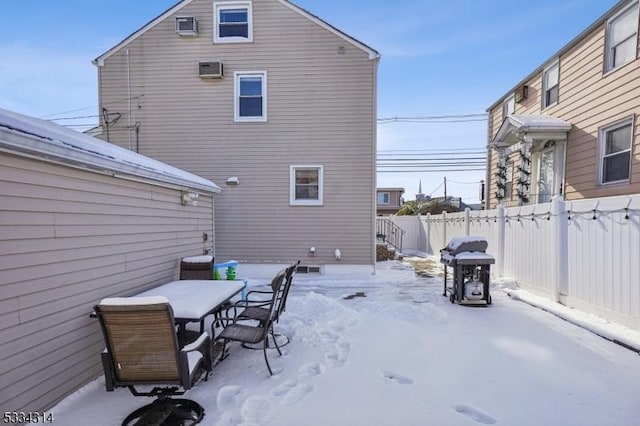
[181,332,209,353]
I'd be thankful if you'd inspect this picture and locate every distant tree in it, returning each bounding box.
[396,200,461,216]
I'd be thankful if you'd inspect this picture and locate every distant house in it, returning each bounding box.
[486,0,640,208]
[0,107,219,413]
[92,0,380,268]
[376,187,404,215]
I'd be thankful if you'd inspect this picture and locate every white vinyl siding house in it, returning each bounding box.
[0,108,219,414]
[93,0,379,266]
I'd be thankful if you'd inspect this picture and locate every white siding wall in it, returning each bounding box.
[0,153,214,413]
[386,194,640,330]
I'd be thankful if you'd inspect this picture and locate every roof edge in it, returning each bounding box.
[93,0,193,65]
[486,0,636,112]
[277,0,380,60]
[93,0,380,66]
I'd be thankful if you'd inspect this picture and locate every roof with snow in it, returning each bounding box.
[0,107,221,193]
[492,114,572,146]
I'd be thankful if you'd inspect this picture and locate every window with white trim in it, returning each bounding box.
[290,165,323,206]
[542,60,559,108]
[234,71,266,122]
[503,94,515,118]
[605,3,638,72]
[600,118,633,184]
[214,1,253,43]
[377,192,390,204]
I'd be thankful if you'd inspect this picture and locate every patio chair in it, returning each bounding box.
[95,296,212,426]
[215,271,286,375]
[179,255,214,280]
[236,260,300,325]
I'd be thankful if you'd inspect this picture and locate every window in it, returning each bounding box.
[234,71,266,122]
[290,165,323,206]
[605,3,638,72]
[503,94,515,118]
[377,192,390,204]
[214,1,253,43]
[600,118,633,184]
[543,60,559,108]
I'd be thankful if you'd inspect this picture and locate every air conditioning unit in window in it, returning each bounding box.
[515,84,529,103]
[176,17,198,36]
[198,61,223,79]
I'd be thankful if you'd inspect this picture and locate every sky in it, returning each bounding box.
[51,259,640,425]
[0,0,621,204]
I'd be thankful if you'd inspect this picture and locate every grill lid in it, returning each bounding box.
[442,236,488,255]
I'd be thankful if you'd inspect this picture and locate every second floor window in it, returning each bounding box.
[234,71,267,122]
[543,60,559,108]
[214,2,253,43]
[600,118,633,184]
[377,193,390,204]
[605,3,638,72]
[503,94,515,119]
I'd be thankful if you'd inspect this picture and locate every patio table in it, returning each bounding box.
[136,279,246,336]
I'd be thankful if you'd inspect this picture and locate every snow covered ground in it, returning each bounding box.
[52,258,640,425]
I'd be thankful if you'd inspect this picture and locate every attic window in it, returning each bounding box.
[214,1,253,43]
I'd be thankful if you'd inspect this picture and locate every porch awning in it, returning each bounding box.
[492,114,572,147]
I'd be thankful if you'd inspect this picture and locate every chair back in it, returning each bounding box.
[95,297,185,385]
[267,271,287,323]
[180,255,214,280]
[278,260,300,316]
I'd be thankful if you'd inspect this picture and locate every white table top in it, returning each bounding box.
[136,279,245,320]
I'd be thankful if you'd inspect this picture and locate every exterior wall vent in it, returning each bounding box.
[297,265,321,274]
[198,61,223,79]
[176,17,198,36]
[515,84,529,103]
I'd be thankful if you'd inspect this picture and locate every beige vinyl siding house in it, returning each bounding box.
[486,0,640,208]
[93,0,379,267]
[376,188,404,215]
[0,108,219,413]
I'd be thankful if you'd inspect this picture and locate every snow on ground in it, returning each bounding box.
[51,258,640,426]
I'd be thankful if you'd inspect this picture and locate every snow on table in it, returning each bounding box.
[136,280,245,319]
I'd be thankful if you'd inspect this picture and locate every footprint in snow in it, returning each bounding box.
[325,340,351,367]
[270,379,314,405]
[240,396,271,424]
[216,385,244,411]
[452,404,497,424]
[299,361,324,378]
[381,371,414,385]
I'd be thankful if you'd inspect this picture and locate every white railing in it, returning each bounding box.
[384,194,640,330]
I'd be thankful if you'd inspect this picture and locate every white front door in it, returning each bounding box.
[537,148,555,203]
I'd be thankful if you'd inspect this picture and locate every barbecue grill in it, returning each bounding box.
[440,236,495,305]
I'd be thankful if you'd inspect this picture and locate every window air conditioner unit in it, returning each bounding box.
[176,17,198,36]
[515,84,529,103]
[198,61,223,79]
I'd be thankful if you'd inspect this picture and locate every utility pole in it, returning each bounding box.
[444,176,447,206]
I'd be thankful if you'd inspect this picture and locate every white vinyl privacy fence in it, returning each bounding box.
[386,194,640,330]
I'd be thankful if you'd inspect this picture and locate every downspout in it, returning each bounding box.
[126,49,132,151]
[371,54,380,275]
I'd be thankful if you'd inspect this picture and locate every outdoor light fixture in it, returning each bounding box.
[226,176,240,185]
[309,246,316,256]
[181,191,199,206]
[334,249,341,260]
